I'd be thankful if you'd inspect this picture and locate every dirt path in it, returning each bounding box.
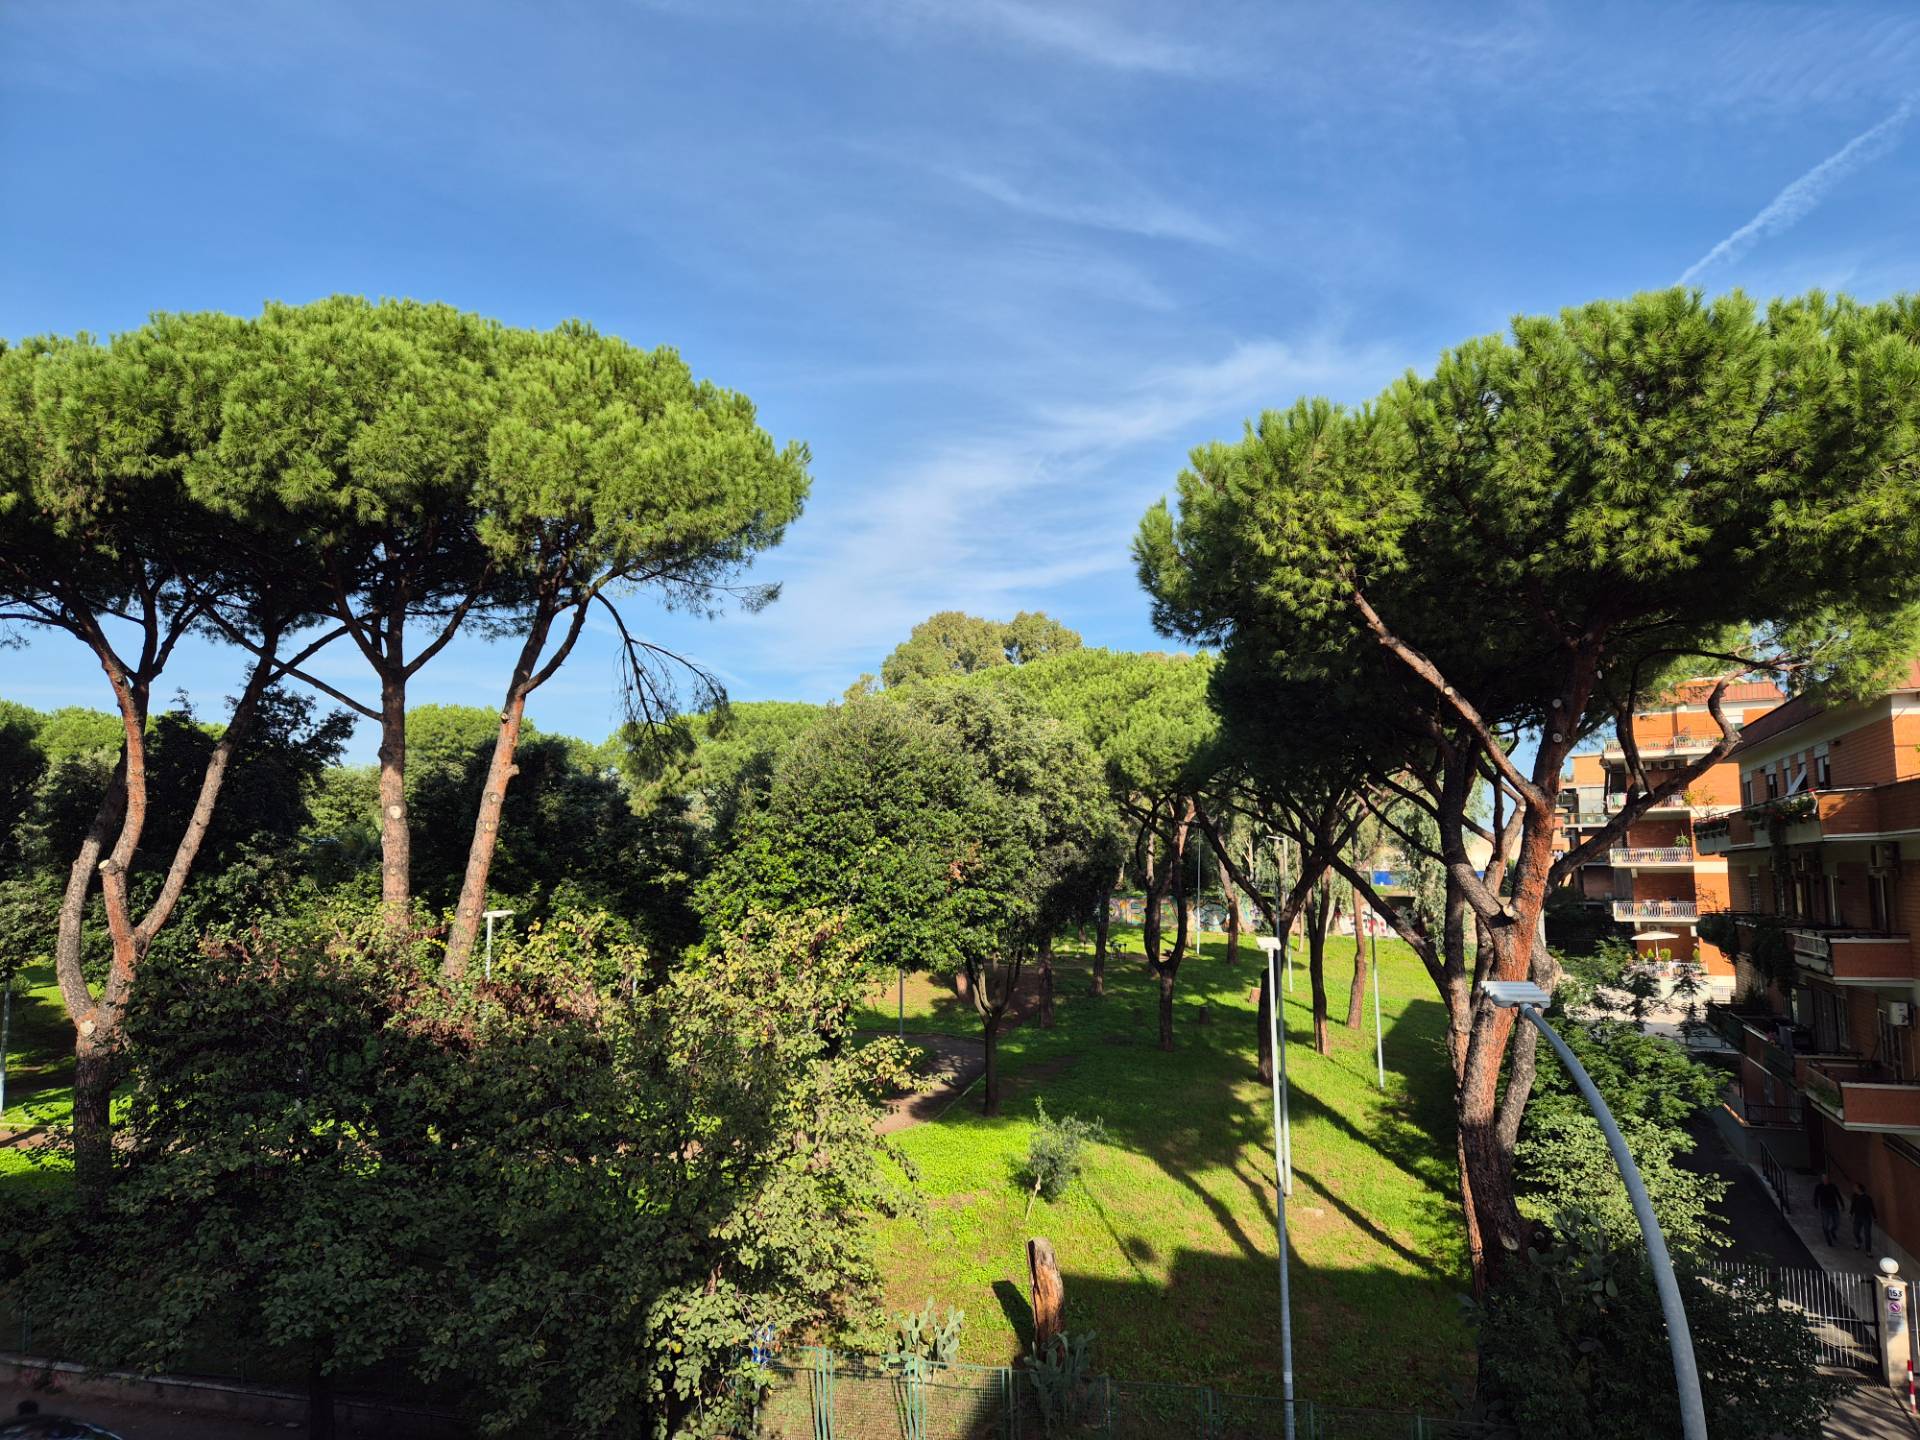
[875,1032,986,1135]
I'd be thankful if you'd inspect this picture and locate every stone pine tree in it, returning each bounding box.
[879,610,1081,687]
[440,321,811,975]
[190,297,503,925]
[0,315,343,1197]
[1138,288,1920,1290]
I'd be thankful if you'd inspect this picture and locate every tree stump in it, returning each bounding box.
[1028,1237,1065,1351]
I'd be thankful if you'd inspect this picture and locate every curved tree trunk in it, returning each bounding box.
[982,1013,1001,1116]
[1345,882,1368,1028]
[445,601,588,976]
[1091,890,1110,996]
[1308,885,1331,1056]
[376,669,411,925]
[1155,802,1194,1051]
[1223,865,1241,964]
[1256,964,1274,1084]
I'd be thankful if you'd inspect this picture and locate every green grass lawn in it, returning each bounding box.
[869,927,1473,1411]
[3,956,72,1131]
[2,927,1476,1409]
[2,955,76,1189]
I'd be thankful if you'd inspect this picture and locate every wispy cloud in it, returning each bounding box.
[946,167,1231,247]
[706,333,1403,697]
[918,0,1223,76]
[1679,98,1917,284]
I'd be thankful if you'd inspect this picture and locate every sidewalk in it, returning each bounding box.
[1764,1163,1920,1284]
[1687,1112,1920,1437]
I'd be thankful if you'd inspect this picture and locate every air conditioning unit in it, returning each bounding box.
[1888,1002,1913,1028]
[1869,842,1902,874]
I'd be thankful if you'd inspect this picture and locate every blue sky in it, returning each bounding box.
[4,1,1919,756]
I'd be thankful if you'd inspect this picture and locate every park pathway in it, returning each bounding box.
[1684,1110,1920,1438]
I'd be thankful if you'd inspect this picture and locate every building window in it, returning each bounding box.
[1746,870,1761,910]
[1811,987,1850,1054]
[1815,747,1831,789]
[1765,767,1779,799]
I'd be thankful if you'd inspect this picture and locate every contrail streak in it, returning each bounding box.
[1680,98,1916,285]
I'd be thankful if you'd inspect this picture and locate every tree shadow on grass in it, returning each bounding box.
[1060,1246,1475,1412]
[991,1279,1033,1353]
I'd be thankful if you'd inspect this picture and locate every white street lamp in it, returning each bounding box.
[1480,979,1707,1440]
[1265,940,1298,1440]
[483,908,515,980]
[1367,908,1384,1092]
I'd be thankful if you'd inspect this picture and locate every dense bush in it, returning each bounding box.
[1478,1210,1838,1439]
[5,904,917,1438]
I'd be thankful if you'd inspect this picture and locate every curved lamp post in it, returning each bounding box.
[1481,979,1707,1440]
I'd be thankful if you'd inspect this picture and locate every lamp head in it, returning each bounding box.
[1481,979,1551,1008]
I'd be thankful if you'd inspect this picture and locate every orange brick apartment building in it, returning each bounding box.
[1557,679,1785,998]
[1699,662,1920,1260]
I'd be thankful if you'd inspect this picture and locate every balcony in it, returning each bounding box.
[1741,1021,1804,1083]
[1693,814,1752,856]
[1784,927,1915,983]
[1702,783,1920,855]
[1796,1056,1920,1133]
[1705,1002,1768,1053]
[1612,898,1698,923]
[1608,846,1695,868]
[1602,732,1718,760]
[1605,790,1693,816]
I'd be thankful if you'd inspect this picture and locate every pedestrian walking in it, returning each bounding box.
[1813,1174,1842,1246]
[1850,1182,1878,1252]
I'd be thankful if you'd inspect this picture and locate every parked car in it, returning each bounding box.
[0,1404,124,1439]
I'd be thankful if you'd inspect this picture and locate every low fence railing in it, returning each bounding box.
[754,1349,1514,1439]
[1707,1263,1880,1375]
[1757,1138,1793,1215]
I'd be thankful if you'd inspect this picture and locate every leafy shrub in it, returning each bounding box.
[1023,1100,1106,1215]
[1478,1208,1838,1439]
[1022,1331,1100,1435]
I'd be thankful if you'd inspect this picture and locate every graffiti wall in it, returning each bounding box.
[1106,894,1263,931]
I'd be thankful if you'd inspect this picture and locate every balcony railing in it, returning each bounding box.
[1605,790,1694,815]
[1612,899,1698,922]
[1609,846,1695,866]
[1602,732,1718,759]
[1783,927,1915,981]
[1797,1056,1920,1133]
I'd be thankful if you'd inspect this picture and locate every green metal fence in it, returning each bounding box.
[753,1349,1510,1440]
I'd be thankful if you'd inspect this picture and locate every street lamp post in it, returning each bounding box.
[1265,941,1298,1440]
[1368,911,1384,1092]
[1480,979,1707,1440]
[483,908,515,980]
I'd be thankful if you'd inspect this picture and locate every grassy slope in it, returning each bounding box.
[865,928,1473,1410]
[2,956,75,1185]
